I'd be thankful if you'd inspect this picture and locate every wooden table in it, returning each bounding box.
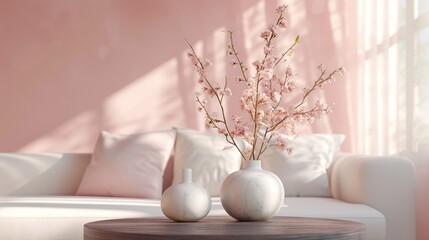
[84,216,365,240]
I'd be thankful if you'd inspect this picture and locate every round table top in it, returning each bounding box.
[84,216,365,240]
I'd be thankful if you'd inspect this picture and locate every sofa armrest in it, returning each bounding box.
[330,153,416,240]
[0,153,92,196]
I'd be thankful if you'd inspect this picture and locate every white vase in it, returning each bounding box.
[161,168,211,222]
[220,160,284,221]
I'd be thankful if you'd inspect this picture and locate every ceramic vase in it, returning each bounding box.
[220,160,284,221]
[161,168,211,222]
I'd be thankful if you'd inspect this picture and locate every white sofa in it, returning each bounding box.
[0,152,416,240]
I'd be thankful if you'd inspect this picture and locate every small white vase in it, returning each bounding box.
[161,168,211,222]
[220,160,284,221]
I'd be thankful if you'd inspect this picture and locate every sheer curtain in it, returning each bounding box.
[344,1,429,238]
[348,0,429,156]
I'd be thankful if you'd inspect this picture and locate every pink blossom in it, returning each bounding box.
[271,74,280,83]
[223,88,232,96]
[278,18,287,29]
[268,24,279,38]
[260,29,271,40]
[232,115,242,124]
[276,5,287,14]
[203,87,216,97]
[290,125,299,135]
[286,66,293,78]
[232,125,245,137]
[275,136,287,151]
[326,103,334,113]
[264,57,276,69]
[272,92,281,103]
[204,117,213,128]
[197,68,207,79]
[252,60,262,69]
[240,90,254,111]
[218,128,226,134]
[284,81,297,92]
[246,77,256,87]
[315,100,327,109]
[257,110,265,121]
[264,46,273,55]
[259,68,273,80]
[203,59,212,68]
[213,83,222,91]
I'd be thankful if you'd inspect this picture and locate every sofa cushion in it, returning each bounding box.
[0,196,385,240]
[279,197,385,240]
[76,130,175,199]
[0,196,163,240]
[261,134,345,197]
[173,128,246,196]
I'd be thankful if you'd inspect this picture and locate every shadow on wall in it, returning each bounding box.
[0,0,349,152]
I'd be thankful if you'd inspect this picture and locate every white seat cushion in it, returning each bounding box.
[0,196,165,240]
[278,197,386,240]
[0,196,385,240]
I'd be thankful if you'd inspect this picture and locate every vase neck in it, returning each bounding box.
[181,168,192,183]
[245,160,262,169]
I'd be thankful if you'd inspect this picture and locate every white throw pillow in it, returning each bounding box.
[76,130,175,199]
[260,134,345,197]
[173,128,245,196]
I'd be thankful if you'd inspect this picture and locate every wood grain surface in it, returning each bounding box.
[84,216,365,240]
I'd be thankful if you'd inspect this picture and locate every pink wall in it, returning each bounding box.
[0,0,350,153]
[0,0,427,239]
[1,0,213,152]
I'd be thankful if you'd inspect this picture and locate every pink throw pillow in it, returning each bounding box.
[76,130,175,199]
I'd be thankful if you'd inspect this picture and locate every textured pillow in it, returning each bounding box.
[260,134,345,197]
[76,130,175,199]
[173,128,245,196]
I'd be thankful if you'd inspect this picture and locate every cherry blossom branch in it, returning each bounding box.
[273,35,299,68]
[188,4,344,161]
[294,66,341,111]
[227,31,250,83]
[187,42,246,160]
[268,66,344,133]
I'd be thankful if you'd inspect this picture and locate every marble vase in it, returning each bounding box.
[161,168,211,222]
[220,160,284,221]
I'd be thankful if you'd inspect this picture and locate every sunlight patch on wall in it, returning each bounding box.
[212,27,229,117]
[363,0,375,52]
[287,0,308,36]
[102,58,183,133]
[242,0,266,61]
[211,27,227,89]
[328,1,345,46]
